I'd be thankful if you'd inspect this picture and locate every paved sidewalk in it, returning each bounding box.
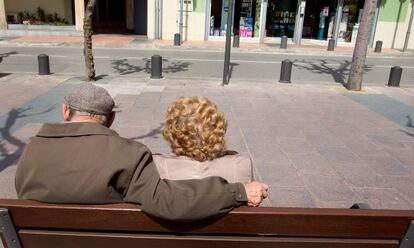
[1,34,413,57]
[0,73,413,210]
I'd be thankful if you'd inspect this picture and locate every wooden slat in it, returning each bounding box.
[1,199,413,239]
[19,230,399,248]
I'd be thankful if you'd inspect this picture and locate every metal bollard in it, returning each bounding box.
[374,41,383,53]
[388,66,402,87]
[151,55,162,79]
[233,35,240,48]
[38,54,50,75]
[327,39,335,51]
[280,35,288,49]
[174,33,181,46]
[279,59,292,83]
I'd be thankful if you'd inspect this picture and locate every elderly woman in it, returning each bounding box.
[153,96,252,184]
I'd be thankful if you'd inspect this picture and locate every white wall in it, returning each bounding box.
[147,0,155,39]
[5,0,74,24]
[156,0,205,41]
[374,2,414,49]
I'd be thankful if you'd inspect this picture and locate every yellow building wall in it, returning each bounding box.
[160,0,205,41]
[374,2,414,49]
[5,0,74,24]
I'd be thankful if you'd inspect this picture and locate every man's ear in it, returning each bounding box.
[106,112,116,127]
[62,104,71,121]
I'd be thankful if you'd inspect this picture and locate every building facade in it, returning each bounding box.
[0,0,412,49]
[148,0,414,49]
[0,0,148,35]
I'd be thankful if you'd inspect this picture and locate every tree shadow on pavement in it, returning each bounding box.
[0,51,18,58]
[0,106,54,172]
[292,59,372,86]
[112,59,147,75]
[129,123,164,140]
[111,59,191,76]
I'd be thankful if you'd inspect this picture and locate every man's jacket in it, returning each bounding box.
[15,122,247,221]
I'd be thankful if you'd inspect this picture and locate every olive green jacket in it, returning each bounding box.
[15,122,247,221]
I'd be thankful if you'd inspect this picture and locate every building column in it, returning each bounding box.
[126,0,134,30]
[75,0,85,31]
[0,0,7,30]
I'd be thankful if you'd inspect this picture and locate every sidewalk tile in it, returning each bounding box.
[258,163,304,187]
[331,163,388,188]
[267,187,316,207]
[302,175,358,202]
[352,188,413,209]
[317,147,360,163]
[289,153,337,176]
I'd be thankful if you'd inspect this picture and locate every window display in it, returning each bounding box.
[266,0,296,38]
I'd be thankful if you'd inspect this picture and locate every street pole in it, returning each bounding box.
[333,0,344,47]
[259,0,268,44]
[296,0,306,45]
[179,0,184,43]
[369,0,381,48]
[222,0,234,85]
[403,2,414,52]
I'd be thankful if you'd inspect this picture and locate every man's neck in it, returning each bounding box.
[69,116,102,124]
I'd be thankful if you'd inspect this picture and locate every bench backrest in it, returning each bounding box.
[1,199,414,248]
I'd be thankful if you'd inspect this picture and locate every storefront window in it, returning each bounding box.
[301,0,363,42]
[209,0,260,38]
[265,0,297,38]
[338,0,364,42]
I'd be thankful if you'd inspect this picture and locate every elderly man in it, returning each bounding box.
[15,83,268,221]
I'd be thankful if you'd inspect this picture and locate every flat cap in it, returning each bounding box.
[64,83,114,115]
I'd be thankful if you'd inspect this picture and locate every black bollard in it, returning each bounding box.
[151,55,162,79]
[327,39,335,51]
[374,41,383,53]
[279,59,292,83]
[280,35,288,49]
[233,35,240,48]
[38,54,50,75]
[388,66,402,87]
[174,33,181,46]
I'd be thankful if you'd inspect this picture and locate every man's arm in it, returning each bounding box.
[123,148,266,221]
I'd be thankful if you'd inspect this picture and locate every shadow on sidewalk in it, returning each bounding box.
[0,51,18,58]
[293,59,372,86]
[0,106,53,172]
[111,58,191,76]
[130,123,163,140]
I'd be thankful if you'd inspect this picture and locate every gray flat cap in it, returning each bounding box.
[64,83,114,115]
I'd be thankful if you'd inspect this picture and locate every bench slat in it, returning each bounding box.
[1,199,413,240]
[19,230,399,248]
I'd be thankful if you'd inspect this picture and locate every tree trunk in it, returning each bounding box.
[84,0,97,81]
[346,0,378,91]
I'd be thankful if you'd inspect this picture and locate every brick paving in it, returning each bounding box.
[0,74,413,210]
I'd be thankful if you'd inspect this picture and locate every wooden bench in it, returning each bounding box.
[0,199,413,248]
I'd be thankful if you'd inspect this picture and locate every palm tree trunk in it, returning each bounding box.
[347,0,378,91]
[84,0,97,81]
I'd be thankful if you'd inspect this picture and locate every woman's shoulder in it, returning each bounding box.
[216,151,252,165]
[213,152,253,183]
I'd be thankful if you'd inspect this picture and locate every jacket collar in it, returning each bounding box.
[36,122,119,137]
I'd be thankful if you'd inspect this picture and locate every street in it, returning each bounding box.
[0,45,413,85]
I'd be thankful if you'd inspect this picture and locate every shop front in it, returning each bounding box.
[301,0,364,41]
[205,0,365,43]
[208,0,262,38]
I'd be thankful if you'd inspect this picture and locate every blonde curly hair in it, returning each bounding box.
[163,96,228,162]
